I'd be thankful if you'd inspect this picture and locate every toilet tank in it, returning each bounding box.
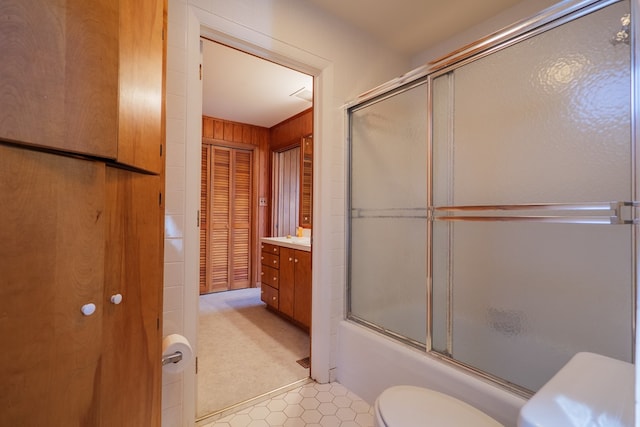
[518,352,634,427]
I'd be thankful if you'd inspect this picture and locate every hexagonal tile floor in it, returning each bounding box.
[201,382,374,427]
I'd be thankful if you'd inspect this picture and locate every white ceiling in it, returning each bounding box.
[202,41,313,128]
[201,0,523,128]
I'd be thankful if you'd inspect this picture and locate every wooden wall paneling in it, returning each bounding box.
[214,119,224,140]
[0,145,105,425]
[269,108,312,151]
[102,167,163,427]
[203,117,214,139]
[0,1,119,158]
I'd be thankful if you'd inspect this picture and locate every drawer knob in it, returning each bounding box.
[294,258,298,263]
[289,257,293,261]
[272,296,276,301]
[81,303,96,316]
[273,260,277,264]
[261,271,264,276]
[273,277,277,281]
[273,248,277,252]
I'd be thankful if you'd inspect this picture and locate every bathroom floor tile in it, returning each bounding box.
[200,382,374,427]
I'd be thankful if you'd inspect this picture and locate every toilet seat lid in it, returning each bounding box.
[377,386,503,427]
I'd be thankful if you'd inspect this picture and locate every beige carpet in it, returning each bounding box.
[197,287,310,418]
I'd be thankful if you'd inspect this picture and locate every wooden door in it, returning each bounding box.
[200,144,253,294]
[101,167,162,426]
[0,145,105,425]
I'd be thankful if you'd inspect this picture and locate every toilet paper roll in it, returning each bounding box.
[162,334,193,374]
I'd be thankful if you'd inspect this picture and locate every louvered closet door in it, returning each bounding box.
[200,145,253,294]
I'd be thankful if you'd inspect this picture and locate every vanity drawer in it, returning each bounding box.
[261,284,278,309]
[261,243,280,255]
[261,265,279,289]
[261,252,279,269]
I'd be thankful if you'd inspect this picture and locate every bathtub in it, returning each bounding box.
[336,320,526,427]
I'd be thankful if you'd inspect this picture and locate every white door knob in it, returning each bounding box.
[110,294,123,305]
[81,303,96,316]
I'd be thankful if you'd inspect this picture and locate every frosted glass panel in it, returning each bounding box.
[431,0,633,393]
[349,82,428,345]
[433,1,631,206]
[432,221,632,391]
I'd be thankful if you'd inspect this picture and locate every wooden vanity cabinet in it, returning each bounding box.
[0,0,165,174]
[263,244,311,331]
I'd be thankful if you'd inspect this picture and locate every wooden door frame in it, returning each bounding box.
[202,137,259,290]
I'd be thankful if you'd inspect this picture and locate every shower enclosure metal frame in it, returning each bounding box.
[346,0,638,398]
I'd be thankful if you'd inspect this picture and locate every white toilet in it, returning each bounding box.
[374,352,634,427]
[374,385,503,427]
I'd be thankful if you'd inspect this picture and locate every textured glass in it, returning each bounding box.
[431,0,633,392]
[349,82,428,345]
[433,1,631,206]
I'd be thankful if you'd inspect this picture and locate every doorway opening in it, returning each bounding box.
[196,38,314,421]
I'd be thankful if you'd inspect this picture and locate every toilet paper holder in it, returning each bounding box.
[162,351,183,366]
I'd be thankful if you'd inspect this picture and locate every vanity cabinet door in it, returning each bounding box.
[293,250,312,329]
[279,248,296,319]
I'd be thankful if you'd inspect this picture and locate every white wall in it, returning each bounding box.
[410,0,559,67]
[162,0,409,425]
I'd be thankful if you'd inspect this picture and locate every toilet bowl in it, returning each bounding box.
[373,385,503,427]
[374,352,634,427]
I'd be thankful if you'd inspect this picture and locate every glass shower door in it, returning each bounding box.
[430,0,633,393]
[349,81,429,346]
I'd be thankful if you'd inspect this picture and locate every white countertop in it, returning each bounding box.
[261,236,311,252]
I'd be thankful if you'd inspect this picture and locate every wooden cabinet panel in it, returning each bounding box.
[0,0,166,174]
[0,0,119,157]
[300,135,313,228]
[117,0,165,173]
[101,168,162,427]
[0,145,106,425]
